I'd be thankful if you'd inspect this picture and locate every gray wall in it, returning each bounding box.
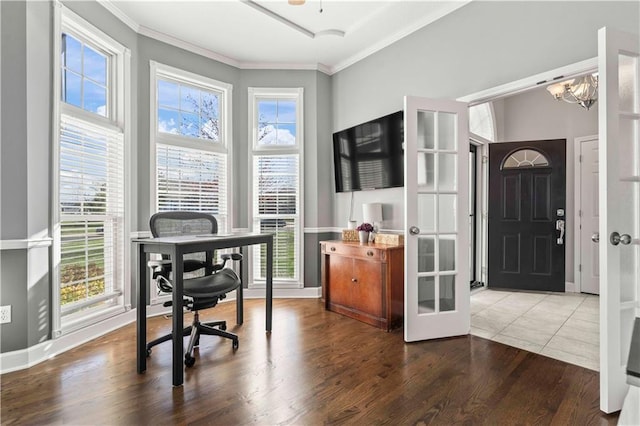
[1,1,53,352]
[330,0,639,235]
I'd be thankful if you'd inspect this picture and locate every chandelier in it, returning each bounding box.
[546,74,598,110]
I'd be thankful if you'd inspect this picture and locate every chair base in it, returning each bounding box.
[146,311,238,367]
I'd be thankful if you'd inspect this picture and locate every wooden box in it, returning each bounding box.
[374,233,404,245]
[341,229,359,242]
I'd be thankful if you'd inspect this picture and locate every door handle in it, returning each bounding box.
[409,226,420,235]
[610,231,632,246]
[556,219,565,245]
[591,233,600,243]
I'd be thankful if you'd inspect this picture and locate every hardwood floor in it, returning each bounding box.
[1,299,618,425]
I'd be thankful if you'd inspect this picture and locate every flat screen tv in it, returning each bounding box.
[332,111,404,192]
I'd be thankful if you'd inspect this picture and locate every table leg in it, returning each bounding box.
[136,243,147,373]
[172,250,184,387]
[266,238,273,332]
[237,246,245,325]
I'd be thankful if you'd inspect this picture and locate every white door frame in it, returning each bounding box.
[574,134,599,294]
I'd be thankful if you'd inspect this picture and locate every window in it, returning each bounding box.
[502,149,550,169]
[249,88,303,288]
[61,33,108,116]
[54,6,129,335]
[151,62,232,232]
[469,102,496,142]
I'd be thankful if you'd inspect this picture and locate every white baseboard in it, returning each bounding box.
[565,281,577,293]
[243,287,322,299]
[0,309,137,374]
[0,287,322,374]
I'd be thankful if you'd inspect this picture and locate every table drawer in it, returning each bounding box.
[324,242,382,262]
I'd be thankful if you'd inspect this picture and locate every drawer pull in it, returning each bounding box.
[330,246,336,251]
[367,251,374,257]
[351,278,358,283]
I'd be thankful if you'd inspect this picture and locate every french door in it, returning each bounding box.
[404,96,469,342]
[598,27,640,413]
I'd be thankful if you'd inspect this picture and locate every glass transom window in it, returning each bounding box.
[61,33,108,117]
[158,79,221,141]
[257,99,297,146]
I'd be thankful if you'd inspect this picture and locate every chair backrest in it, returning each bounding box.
[150,211,218,238]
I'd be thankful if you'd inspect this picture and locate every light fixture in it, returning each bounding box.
[546,74,598,110]
[288,0,305,5]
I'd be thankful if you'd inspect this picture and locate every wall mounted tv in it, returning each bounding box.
[332,110,404,193]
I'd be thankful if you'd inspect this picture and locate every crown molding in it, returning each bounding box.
[137,25,242,69]
[96,0,140,32]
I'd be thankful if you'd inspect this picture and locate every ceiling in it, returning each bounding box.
[99,0,471,74]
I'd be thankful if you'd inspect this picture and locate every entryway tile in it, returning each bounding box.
[471,289,600,372]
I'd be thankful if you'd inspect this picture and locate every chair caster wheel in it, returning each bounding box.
[185,355,196,368]
[232,339,239,350]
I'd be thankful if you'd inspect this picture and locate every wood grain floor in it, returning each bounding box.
[1,299,618,425]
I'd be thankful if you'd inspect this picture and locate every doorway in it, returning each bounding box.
[487,139,567,292]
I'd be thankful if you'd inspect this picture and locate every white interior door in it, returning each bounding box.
[577,136,600,294]
[404,96,469,342]
[598,27,640,413]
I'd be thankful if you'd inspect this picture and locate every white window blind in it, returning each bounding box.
[252,155,300,281]
[59,114,124,316]
[156,144,228,232]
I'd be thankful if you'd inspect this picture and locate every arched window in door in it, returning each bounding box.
[502,148,550,169]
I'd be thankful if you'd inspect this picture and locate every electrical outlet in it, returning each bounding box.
[0,305,11,324]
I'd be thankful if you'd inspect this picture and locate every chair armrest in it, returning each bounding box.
[221,253,243,261]
[147,259,171,269]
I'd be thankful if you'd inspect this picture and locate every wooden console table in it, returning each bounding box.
[320,240,404,331]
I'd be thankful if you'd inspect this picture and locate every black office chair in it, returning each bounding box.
[146,211,242,367]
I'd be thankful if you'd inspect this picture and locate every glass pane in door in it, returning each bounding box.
[417,194,436,232]
[618,54,638,113]
[438,153,457,190]
[418,111,435,149]
[417,153,435,189]
[437,112,456,150]
[418,237,435,272]
[440,275,456,312]
[418,276,435,313]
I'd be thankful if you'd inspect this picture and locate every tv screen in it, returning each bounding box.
[332,111,404,192]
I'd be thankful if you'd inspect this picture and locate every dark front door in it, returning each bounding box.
[488,139,566,292]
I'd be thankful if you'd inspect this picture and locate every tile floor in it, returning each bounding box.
[470,288,599,371]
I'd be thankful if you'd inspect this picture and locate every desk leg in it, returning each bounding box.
[172,251,184,387]
[237,246,245,325]
[266,239,273,332]
[136,243,147,373]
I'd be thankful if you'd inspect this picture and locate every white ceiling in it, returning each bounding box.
[99,0,471,74]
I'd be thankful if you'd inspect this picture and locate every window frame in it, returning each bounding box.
[149,62,233,304]
[248,87,304,289]
[52,4,131,337]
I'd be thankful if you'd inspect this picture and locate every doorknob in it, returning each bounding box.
[610,231,632,246]
[591,233,600,243]
[409,226,420,235]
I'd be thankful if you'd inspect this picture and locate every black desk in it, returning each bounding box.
[133,233,273,386]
